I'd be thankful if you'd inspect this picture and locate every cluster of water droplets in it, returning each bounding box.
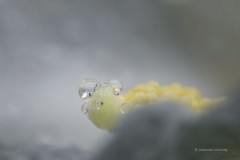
[78,78,124,114]
[78,78,101,114]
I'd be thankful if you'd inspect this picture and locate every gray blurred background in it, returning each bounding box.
[0,0,240,159]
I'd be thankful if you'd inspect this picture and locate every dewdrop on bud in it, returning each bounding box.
[81,102,89,114]
[104,79,123,96]
[120,102,131,114]
[79,78,101,100]
[95,99,104,110]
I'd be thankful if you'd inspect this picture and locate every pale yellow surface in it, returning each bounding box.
[123,81,225,113]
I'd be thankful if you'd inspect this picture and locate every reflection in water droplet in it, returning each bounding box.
[96,99,104,110]
[104,79,123,96]
[112,87,121,96]
[78,78,101,100]
[120,102,131,114]
[81,102,89,114]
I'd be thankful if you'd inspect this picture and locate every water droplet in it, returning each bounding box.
[112,87,121,96]
[95,99,104,110]
[81,102,89,114]
[104,79,123,95]
[120,102,131,114]
[78,78,101,100]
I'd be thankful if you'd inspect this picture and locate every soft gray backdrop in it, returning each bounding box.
[0,0,239,157]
